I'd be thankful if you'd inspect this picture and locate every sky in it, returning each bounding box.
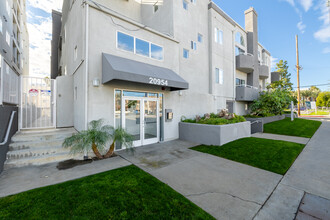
[27,0,330,90]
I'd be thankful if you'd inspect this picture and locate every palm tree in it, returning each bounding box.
[63,119,133,159]
[104,128,134,158]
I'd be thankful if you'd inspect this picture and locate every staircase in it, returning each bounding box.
[4,128,78,169]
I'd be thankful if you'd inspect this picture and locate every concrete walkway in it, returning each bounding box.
[255,121,330,220]
[118,140,282,220]
[252,133,310,145]
[0,156,131,197]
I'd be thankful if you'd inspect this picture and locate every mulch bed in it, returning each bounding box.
[57,154,117,170]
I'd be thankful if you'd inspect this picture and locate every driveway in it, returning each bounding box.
[118,140,282,220]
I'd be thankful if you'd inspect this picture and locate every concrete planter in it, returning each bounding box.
[246,115,286,133]
[179,121,251,146]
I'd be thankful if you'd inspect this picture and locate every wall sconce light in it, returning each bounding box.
[93,78,100,87]
[179,91,183,96]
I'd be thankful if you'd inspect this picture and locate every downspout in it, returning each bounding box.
[232,30,236,113]
[84,2,89,159]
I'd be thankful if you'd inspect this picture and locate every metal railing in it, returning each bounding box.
[0,111,17,146]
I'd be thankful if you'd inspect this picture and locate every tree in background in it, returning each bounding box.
[310,86,321,101]
[316,92,330,107]
[267,60,293,91]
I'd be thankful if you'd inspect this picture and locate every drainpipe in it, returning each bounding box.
[84,1,89,159]
[232,30,236,114]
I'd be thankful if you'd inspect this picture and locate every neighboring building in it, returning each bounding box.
[0,0,29,171]
[51,10,62,79]
[52,0,272,148]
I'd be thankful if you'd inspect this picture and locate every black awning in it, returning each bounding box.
[102,53,189,91]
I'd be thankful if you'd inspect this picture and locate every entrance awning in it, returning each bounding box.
[102,53,189,91]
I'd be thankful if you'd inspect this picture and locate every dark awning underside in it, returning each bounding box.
[102,53,189,91]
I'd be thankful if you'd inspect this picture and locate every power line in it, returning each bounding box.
[293,83,330,88]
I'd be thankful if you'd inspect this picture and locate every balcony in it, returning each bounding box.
[236,85,259,102]
[271,72,280,83]
[236,53,254,73]
[259,64,269,79]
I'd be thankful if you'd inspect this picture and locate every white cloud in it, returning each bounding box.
[323,47,330,53]
[282,0,295,6]
[314,0,330,43]
[27,0,63,77]
[271,57,279,69]
[314,25,330,42]
[298,0,313,11]
[297,20,306,33]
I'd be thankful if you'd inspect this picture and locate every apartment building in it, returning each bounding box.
[52,0,272,148]
[0,0,29,170]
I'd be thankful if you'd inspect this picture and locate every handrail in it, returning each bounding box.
[0,111,17,146]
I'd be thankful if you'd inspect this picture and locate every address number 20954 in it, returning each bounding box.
[149,77,168,86]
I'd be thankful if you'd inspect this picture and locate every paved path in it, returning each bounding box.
[255,121,330,220]
[0,156,131,198]
[252,133,310,145]
[119,140,282,220]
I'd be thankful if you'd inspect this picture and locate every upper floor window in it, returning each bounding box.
[215,68,224,84]
[191,41,197,50]
[117,31,164,61]
[235,32,245,47]
[215,28,223,44]
[117,32,134,53]
[183,0,188,10]
[0,18,3,34]
[183,49,189,59]
[6,31,10,46]
[190,0,196,3]
[198,33,203,43]
[74,46,78,61]
[153,4,159,13]
[235,47,245,56]
[6,0,10,16]
[236,78,246,86]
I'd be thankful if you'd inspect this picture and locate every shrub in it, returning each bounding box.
[181,112,246,125]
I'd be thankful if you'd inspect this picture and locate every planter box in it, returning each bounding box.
[179,121,251,146]
[246,115,286,134]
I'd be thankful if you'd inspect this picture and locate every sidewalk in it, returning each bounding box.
[252,133,310,145]
[255,121,330,219]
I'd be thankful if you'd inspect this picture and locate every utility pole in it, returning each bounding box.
[296,35,302,116]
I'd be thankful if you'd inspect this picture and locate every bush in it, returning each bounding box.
[182,113,246,125]
[316,92,330,107]
[250,89,294,116]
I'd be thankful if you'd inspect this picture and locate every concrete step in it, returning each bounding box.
[9,139,65,151]
[6,146,70,160]
[4,152,79,169]
[11,128,76,143]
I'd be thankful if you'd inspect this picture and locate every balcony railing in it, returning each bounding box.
[236,85,259,102]
[236,53,254,73]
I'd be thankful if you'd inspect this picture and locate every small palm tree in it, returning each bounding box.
[104,128,134,158]
[63,119,133,159]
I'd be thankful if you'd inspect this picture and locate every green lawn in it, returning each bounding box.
[302,111,329,116]
[0,165,214,219]
[191,138,305,175]
[264,118,322,138]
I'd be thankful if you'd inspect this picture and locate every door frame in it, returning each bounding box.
[122,96,159,148]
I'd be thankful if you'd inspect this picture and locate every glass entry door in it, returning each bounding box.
[123,97,159,147]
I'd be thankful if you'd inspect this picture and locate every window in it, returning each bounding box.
[6,0,10,16]
[74,46,78,61]
[191,41,197,50]
[136,38,150,57]
[183,49,189,59]
[117,32,134,53]
[153,4,159,13]
[235,47,245,56]
[117,32,164,61]
[215,68,224,84]
[191,0,196,3]
[0,18,2,34]
[215,28,223,44]
[236,78,246,86]
[198,33,203,43]
[183,0,188,10]
[151,44,163,60]
[6,31,10,46]
[235,32,245,47]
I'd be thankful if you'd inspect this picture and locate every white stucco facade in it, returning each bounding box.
[55,0,273,146]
